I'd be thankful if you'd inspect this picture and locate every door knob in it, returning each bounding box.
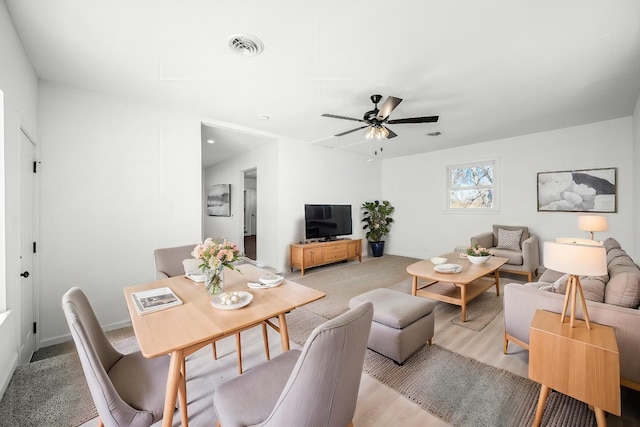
[20,271,30,278]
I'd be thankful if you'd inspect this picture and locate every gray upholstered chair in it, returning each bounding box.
[153,244,272,374]
[153,244,198,280]
[470,224,540,282]
[214,301,374,427]
[62,287,186,427]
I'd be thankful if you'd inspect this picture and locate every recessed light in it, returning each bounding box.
[207,139,215,144]
[259,115,270,120]
[427,131,441,137]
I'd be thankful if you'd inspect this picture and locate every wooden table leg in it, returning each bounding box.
[495,270,500,296]
[411,276,417,296]
[460,284,467,322]
[278,313,290,351]
[163,349,184,427]
[177,370,188,427]
[594,407,607,427]
[533,384,550,427]
[235,333,243,374]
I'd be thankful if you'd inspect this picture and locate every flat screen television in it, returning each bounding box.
[304,204,353,241]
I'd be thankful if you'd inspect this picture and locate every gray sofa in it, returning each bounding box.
[503,237,640,390]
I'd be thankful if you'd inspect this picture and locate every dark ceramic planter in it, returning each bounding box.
[369,241,385,257]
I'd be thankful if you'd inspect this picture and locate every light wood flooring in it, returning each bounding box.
[48,257,638,426]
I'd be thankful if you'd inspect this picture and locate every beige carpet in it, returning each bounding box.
[363,344,597,427]
[0,337,139,426]
[287,255,507,344]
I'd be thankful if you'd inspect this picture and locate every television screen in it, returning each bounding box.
[304,204,353,240]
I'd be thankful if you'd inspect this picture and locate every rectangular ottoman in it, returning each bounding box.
[349,288,435,365]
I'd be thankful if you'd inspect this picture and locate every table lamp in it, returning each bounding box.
[543,241,607,329]
[578,215,608,240]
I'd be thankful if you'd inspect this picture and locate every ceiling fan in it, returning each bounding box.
[321,94,439,140]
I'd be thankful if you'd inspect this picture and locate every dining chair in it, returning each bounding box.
[153,244,272,374]
[62,287,187,427]
[214,301,374,427]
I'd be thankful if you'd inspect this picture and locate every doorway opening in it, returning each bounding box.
[244,168,258,261]
[243,168,257,260]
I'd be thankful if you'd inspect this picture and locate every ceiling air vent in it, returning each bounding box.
[228,34,264,57]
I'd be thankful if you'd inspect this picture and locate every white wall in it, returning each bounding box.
[203,139,382,273]
[203,142,279,269]
[0,0,39,398]
[633,94,640,260]
[382,117,635,262]
[276,140,382,268]
[38,82,202,346]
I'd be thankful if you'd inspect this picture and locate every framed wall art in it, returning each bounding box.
[207,184,231,216]
[537,167,616,212]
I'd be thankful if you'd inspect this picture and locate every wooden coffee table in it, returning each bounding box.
[406,253,508,322]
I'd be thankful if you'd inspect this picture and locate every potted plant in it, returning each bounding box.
[466,243,492,264]
[361,200,394,257]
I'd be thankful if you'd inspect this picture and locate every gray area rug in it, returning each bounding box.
[363,344,597,427]
[0,337,139,427]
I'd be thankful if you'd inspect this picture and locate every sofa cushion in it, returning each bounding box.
[605,269,640,308]
[489,248,523,265]
[603,237,622,253]
[496,228,523,251]
[580,275,607,303]
[607,248,629,265]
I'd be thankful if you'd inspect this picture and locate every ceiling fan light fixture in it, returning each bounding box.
[364,126,377,140]
[364,125,389,140]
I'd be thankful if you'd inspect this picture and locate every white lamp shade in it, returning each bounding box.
[543,241,607,276]
[578,215,608,232]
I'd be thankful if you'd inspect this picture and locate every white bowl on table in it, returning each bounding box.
[259,274,284,286]
[467,255,491,264]
[430,257,447,265]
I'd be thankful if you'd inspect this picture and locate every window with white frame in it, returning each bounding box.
[446,159,498,210]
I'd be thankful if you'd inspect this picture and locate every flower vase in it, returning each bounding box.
[205,266,225,295]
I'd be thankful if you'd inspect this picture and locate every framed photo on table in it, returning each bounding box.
[207,184,231,216]
[537,167,616,212]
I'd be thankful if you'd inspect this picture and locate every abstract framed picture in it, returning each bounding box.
[537,167,617,212]
[207,184,231,216]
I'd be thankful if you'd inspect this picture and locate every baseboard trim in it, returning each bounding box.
[0,350,18,403]
[39,318,132,348]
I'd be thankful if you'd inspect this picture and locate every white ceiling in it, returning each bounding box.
[6,0,640,163]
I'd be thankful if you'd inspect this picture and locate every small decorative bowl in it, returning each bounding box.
[467,255,491,264]
[259,274,283,286]
[430,257,447,265]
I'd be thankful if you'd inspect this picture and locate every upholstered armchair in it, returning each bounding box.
[470,225,540,281]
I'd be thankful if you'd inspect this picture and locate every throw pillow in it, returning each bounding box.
[496,228,523,251]
[552,273,570,294]
[183,258,201,275]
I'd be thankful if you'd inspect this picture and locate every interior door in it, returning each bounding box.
[19,130,36,364]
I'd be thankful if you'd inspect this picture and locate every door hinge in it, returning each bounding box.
[33,241,37,254]
[32,322,37,334]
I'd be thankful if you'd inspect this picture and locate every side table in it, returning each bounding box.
[529,309,620,427]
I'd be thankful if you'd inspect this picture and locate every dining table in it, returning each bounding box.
[123,263,325,427]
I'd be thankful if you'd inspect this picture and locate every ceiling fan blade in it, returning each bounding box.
[334,125,369,137]
[376,96,403,120]
[322,113,366,123]
[387,115,439,124]
[384,126,398,139]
